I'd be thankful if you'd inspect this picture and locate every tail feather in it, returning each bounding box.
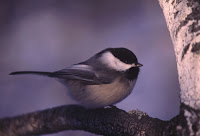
[9,71,52,76]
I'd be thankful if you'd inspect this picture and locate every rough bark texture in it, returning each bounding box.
[158,0,200,135]
[1,104,199,136]
[158,0,200,109]
[0,105,169,136]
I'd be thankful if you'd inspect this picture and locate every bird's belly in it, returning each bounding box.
[68,79,136,108]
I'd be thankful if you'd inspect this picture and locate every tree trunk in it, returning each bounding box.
[158,0,200,135]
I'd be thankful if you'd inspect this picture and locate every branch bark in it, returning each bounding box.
[0,105,169,136]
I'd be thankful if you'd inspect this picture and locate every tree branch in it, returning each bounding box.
[0,105,171,136]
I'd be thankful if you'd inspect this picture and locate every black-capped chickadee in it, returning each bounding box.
[10,48,142,108]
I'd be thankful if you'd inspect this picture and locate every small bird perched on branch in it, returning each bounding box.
[10,48,142,108]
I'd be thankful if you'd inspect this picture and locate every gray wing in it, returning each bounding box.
[50,64,112,85]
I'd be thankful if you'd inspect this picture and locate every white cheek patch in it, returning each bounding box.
[101,52,136,71]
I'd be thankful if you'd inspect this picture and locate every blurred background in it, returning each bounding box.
[0,0,180,136]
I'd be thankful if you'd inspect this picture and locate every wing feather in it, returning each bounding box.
[50,64,112,85]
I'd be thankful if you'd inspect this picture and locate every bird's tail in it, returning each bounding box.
[9,71,52,77]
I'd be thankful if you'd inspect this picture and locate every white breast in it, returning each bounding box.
[68,78,137,108]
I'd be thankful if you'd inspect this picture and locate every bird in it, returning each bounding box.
[10,47,143,108]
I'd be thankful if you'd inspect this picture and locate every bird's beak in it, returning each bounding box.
[136,63,143,67]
